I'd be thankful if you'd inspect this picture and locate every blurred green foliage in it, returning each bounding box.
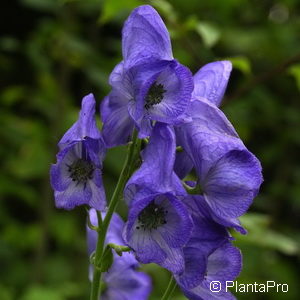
[1,0,300,299]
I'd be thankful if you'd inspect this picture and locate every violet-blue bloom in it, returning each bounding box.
[50,94,106,210]
[123,123,192,274]
[179,242,241,300]
[124,192,192,274]
[101,5,193,147]
[87,209,152,300]
[176,87,263,233]
[173,195,240,299]
[176,195,231,289]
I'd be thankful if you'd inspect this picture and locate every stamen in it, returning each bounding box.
[67,158,95,186]
[137,201,167,231]
[145,81,166,110]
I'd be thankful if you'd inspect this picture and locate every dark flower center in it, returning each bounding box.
[144,81,166,110]
[67,158,95,186]
[136,201,167,230]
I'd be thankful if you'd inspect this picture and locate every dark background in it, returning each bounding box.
[1,0,300,299]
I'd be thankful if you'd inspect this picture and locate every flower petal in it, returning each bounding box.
[145,61,193,124]
[101,94,134,147]
[206,242,242,283]
[178,242,240,300]
[174,150,194,179]
[155,236,185,274]
[176,247,207,291]
[59,94,101,148]
[176,98,243,181]
[124,194,167,265]
[204,149,263,219]
[182,283,236,300]
[124,123,176,204]
[109,61,125,88]
[51,140,106,210]
[104,268,151,300]
[157,194,193,248]
[129,60,193,125]
[88,170,106,211]
[50,147,74,192]
[122,5,173,68]
[193,61,232,107]
[208,214,247,235]
[124,193,192,274]
[177,196,229,289]
[54,181,92,210]
[125,223,166,265]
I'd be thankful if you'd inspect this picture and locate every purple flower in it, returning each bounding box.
[175,196,241,300]
[101,5,193,147]
[175,71,263,233]
[176,196,230,288]
[179,242,241,300]
[102,265,151,300]
[50,94,106,210]
[123,123,193,274]
[87,209,152,300]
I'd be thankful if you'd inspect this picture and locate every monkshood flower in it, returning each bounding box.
[101,5,193,147]
[175,64,263,233]
[50,94,106,210]
[179,241,241,300]
[174,195,241,300]
[123,123,193,274]
[87,209,151,300]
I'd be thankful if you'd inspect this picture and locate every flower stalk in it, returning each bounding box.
[161,275,177,300]
[90,129,139,300]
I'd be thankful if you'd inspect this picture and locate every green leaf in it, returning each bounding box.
[0,285,13,300]
[104,145,127,176]
[227,56,252,75]
[99,0,142,24]
[1,86,27,106]
[288,63,300,91]
[22,286,63,300]
[195,21,220,48]
[150,0,177,23]
[2,223,42,251]
[234,214,299,255]
[21,0,62,12]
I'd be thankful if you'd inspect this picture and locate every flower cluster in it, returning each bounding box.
[50,94,106,211]
[50,5,263,300]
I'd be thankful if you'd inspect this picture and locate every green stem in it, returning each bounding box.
[90,129,139,300]
[161,276,177,300]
